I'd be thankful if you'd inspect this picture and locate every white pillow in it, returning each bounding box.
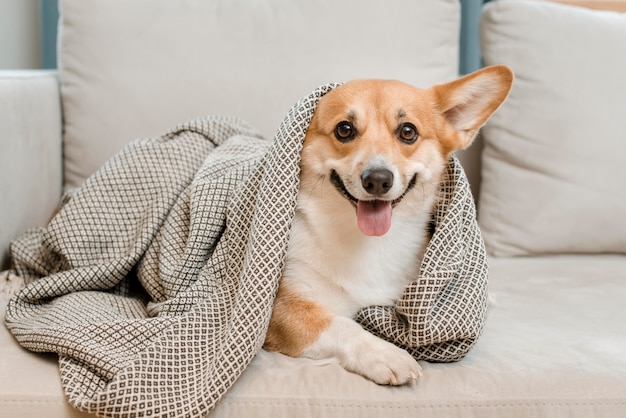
[58,0,460,190]
[479,0,626,256]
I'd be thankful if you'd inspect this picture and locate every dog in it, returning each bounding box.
[264,65,513,385]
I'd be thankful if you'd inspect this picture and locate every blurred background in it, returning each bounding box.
[0,0,57,69]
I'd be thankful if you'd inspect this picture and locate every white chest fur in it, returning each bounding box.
[282,194,432,318]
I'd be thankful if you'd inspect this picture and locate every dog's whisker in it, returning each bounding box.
[316,174,326,192]
[303,174,327,199]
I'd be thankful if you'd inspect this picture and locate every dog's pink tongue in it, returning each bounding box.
[356,200,392,236]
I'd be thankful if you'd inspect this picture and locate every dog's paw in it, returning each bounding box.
[299,316,421,386]
[347,335,422,386]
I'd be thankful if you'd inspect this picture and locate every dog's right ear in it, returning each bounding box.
[433,65,513,149]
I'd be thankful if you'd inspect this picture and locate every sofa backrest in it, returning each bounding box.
[57,0,464,190]
[479,0,626,256]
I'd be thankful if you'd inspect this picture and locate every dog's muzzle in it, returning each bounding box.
[330,170,417,236]
[330,170,417,207]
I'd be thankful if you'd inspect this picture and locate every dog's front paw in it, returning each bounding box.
[347,335,422,385]
[299,316,422,386]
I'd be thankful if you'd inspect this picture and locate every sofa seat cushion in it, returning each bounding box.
[3,255,625,417]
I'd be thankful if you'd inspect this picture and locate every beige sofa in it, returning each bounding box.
[1,0,625,417]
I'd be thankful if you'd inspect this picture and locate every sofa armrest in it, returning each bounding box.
[0,70,63,270]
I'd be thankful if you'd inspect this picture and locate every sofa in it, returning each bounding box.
[1,0,625,416]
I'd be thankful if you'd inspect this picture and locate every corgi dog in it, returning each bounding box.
[264,65,513,385]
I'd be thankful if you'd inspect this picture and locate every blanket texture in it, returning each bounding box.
[4,84,488,417]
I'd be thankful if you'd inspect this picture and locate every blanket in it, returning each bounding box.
[4,84,488,417]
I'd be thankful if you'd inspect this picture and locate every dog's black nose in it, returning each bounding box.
[361,168,393,196]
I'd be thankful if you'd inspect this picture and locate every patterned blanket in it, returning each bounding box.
[4,84,488,417]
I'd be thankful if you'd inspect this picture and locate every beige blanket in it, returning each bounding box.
[4,84,488,417]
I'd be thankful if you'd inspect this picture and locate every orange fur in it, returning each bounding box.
[264,285,333,357]
[303,79,440,172]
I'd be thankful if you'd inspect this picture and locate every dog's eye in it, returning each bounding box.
[398,123,418,144]
[334,121,356,142]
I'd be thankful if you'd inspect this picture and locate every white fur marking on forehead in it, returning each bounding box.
[364,155,392,170]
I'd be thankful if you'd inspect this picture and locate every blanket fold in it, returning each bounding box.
[4,84,488,417]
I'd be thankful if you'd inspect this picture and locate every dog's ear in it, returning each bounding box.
[433,65,513,149]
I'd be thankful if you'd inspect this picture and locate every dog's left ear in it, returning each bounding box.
[433,65,513,149]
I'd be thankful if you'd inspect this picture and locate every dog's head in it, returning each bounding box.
[300,65,513,236]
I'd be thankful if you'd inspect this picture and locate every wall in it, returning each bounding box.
[0,0,41,69]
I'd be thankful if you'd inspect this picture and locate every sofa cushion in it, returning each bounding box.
[221,256,626,418]
[58,0,460,190]
[478,0,626,256]
[3,255,626,417]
